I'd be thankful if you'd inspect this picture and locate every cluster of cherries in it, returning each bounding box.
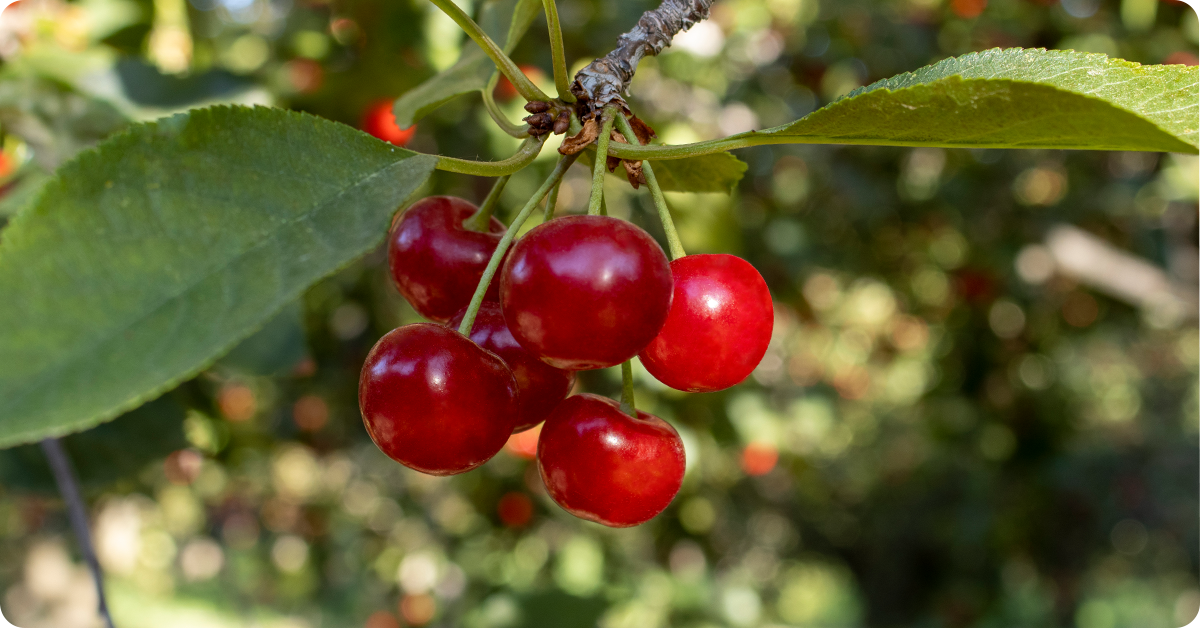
[359,195,774,527]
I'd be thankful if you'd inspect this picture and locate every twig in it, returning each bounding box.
[571,0,715,114]
[41,438,116,628]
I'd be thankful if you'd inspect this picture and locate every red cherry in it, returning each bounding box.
[500,215,673,370]
[359,323,519,475]
[450,302,574,433]
[362,99,416,146]
[639,254,773,392]
[537,394,685,527]
[388,196,506,323]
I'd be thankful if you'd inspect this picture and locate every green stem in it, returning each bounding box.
[619,361,636,417]
[465,174,510,231]
[541,0,575,103]
[587,107,618,216]
[544,179,562,221]
[483,72,531,138]
[428,0,550,103]
[458,153,580,336]
[615,115,685,260]
[436,136,544,176]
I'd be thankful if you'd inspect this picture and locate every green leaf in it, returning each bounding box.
[216,300,310,377]
[393,50,496,129]
[0,167,51,218]
[0,395,187,493]
[764,48,1197,152]
[649,152,748,194]
[0,105,437,448]
[393,0,542,128]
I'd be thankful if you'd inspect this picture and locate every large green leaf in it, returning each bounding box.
[393,0,542,128]
[649,152,747,194]
[0,105,437,448]
[0,395,187,493]
[762,48,1197,152]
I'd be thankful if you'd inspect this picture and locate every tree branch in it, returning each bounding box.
[570,0,715,116]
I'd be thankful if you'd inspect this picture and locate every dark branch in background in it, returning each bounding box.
[571,0,715,117]
[41,438,116,628]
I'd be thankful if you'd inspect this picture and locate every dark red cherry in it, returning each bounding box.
[388,196,505,323]
[449,302,575,433]
[639,254,773,392]
[537,394,685,527]
[500,215,672,370]
[358,323,519,475]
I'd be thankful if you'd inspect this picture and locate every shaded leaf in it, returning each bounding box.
[216,300,310,377]
[649,152,748,194]
[755,48,1198,153]
[393,0,542,128]
[0,395,187,493]
[0,105,437,448]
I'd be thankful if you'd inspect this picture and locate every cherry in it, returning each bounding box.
[500,215,673,370]
[537,394,685,527]
[449,302,575,433]
[362,99,416,146]
[639,254,773,392]
[358,323,518,475]
[389,196,506,323]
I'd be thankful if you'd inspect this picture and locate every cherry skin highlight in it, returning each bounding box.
[639,254,773,392]
[388,196,506,323]
[537,394,686,527]
[500,215,673,370]
[450,302,575,433]
[358,323,519,475]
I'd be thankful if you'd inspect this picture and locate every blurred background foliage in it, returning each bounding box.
[0,0,1198,626]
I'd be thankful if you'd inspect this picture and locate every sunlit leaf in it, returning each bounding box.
[759,48,1198,152]
[0,105,437,447]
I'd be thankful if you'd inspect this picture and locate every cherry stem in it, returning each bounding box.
[464,174,510,232]
[587,106,618,216]
[614,114,686,260]
[619,360,636,417]
[427,0,550,103]
[458,153,580,336]
[483,73,531,138]
[541,0,575,102]
[544,179,562,222]
[436,135,544,176]
[41,438,116,628]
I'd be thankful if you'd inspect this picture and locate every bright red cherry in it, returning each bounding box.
[362,99,416,146]
[389,196,506,323]
[449,302,575,433]
[639,254,773,392]
[537,394,685,527]
[359,323,519,475]
[500,215,673,370]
